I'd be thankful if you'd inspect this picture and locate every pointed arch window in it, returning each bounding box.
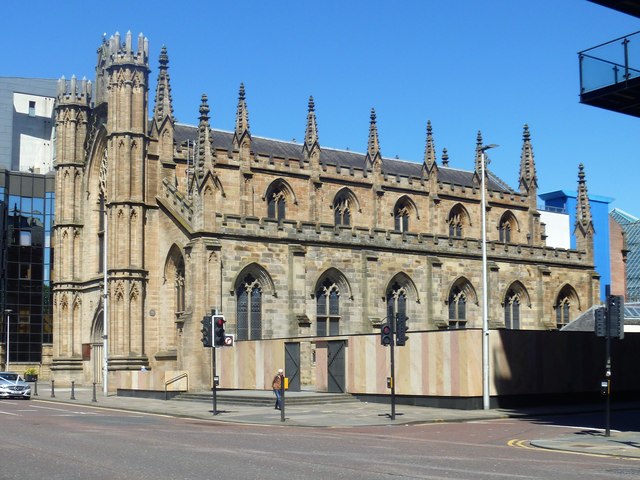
[499,221,511,243]
[556,297,571,329]
[175,257,185,314]
[504,289,520,329]
[499,212,518,243]
[317,278,340,336]
[333,194,352,226]
[386,282,407,323]
[267,189,286,221]
[236,274,262,340]
[394,205,410,232]
[448,286,467,329]
[447,206,466,238]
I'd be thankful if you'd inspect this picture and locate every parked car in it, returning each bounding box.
[0,372,31,399]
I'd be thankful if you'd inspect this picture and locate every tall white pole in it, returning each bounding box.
[103,207,109,396]
[481,151,489,410]
[4,310,11,371]
[480,144,498,410]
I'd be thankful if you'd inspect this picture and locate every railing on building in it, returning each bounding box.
[538,204,567,214]
[579,30,640,95]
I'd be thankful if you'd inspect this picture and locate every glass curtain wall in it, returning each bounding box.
[1,171,54,363]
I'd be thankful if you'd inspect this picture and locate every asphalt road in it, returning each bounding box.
[1,399,639,480]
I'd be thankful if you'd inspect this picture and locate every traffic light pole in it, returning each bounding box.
[390,334,396,421]
[212,346,218,415]
[605,331,611,437]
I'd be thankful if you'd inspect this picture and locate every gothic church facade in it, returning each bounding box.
[52,32,599,393]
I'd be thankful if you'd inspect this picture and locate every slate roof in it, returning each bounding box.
[561,302,640,332]
[174,123,514,193]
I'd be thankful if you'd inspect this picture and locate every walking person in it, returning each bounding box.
[272,368,283,410]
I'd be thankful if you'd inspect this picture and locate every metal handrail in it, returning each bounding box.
[579,30,640,55]
[164,372,188,400]
[580,52,640,73]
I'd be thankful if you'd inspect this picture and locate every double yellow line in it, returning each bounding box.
[507,439,536,450]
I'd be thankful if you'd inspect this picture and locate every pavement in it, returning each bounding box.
[26,382,640,459]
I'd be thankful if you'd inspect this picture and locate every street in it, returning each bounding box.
[1,399,639,479]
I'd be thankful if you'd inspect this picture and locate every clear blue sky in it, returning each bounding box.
[3,0,638,215]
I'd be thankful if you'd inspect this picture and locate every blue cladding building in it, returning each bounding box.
[539,190,613,300]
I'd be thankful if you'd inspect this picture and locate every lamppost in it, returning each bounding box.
[103,204,109,396]
[4,309,12,371]
[480,144,498,410]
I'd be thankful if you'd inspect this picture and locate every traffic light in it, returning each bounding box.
[607,295,624,339]
[200,315,212,347]
[380,317,392,346]
[594,306,606,338]
[213,315,226,347]
[396,313,408,346]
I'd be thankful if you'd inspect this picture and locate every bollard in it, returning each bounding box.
[33,381,38,396]
[92,382,97,402]
[50,379,55,398]
[70,381,76,400]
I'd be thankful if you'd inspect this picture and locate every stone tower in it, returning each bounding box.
[101,31,150,371]
[52,75,92,373]
[53,32,151,384]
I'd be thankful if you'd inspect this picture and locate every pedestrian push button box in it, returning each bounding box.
[600,380,608,396]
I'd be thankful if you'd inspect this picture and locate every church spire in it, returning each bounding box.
[574,163,595,260]
[575,163,594,236]
[422,120,437,175]
[365,108,382,169]
[302,95,320,163]
[196,94,215,180]
[518,124,538,194]
[233,83,251,150]
[152,45,174,124]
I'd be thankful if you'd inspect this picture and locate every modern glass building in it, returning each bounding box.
[1,169,55,364]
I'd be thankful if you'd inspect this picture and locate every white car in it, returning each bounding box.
[0,372,31,399]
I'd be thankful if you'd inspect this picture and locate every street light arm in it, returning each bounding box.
[480,144,499,152]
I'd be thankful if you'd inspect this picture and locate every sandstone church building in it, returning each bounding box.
[51,32,599,400]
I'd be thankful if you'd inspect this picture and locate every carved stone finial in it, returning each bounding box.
[441,148,449,167]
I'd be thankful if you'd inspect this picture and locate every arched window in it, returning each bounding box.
[236,274,262,340]
[448,286,466,329]
[504,289,520,329]
[447,204,468,238]
[386,282,407,323]
[316,278,340,336]
[267,189,286,221]
[333,192,353,226]
[394,204,410,232]
[499,211,517,243]
[499,220,511,243]
[555,285,578,329]
[175,257,185,314]
[556,297,571,329]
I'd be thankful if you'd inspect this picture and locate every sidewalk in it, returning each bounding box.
[29,383,640,459]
